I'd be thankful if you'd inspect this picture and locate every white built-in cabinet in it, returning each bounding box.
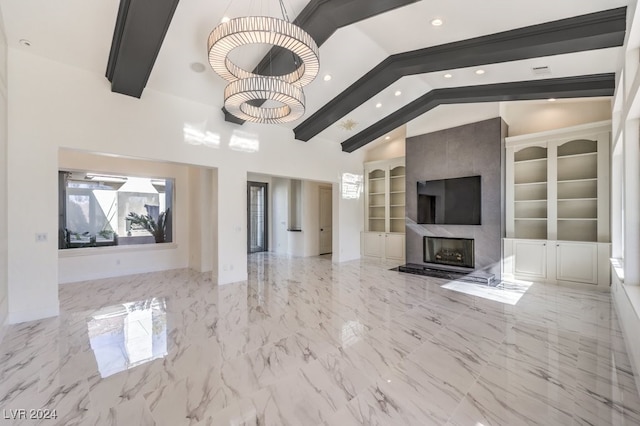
[362,157,406,261]
[504,121,611,289]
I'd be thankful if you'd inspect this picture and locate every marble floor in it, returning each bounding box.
[1,253,640,425]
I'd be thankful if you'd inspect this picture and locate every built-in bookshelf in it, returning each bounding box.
[363,157,406,261]
[504,121,611,289]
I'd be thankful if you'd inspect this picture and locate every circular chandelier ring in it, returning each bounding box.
[224,77,306,124]
[208,16,320,87]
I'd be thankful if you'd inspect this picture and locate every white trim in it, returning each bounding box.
[505,120,612,146]
[9,305,59,324]
[58,242,178,258]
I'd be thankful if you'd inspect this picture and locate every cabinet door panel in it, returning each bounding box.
[363,232,384,258]
[513,241,546,278]
[556,242,597,284]
[385,234,405,260]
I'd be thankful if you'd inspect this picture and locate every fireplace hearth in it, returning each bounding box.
[424,236,474,269]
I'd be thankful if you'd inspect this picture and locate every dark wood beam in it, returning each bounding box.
[296,7,626,142]
[223,0,420,124]
[341,73,616,153]
[106,0,180,98]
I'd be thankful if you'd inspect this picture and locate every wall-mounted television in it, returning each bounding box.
[417,175,481,225]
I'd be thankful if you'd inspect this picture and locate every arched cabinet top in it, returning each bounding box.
[514,146,547,162]
[557,139,597,157]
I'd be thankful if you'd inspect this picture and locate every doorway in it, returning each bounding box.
[247,181,268,253]
[319,186,332,255]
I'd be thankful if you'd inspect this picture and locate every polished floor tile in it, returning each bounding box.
[0,253,639,425]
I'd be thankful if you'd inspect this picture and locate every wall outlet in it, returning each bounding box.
[35,233,47,242]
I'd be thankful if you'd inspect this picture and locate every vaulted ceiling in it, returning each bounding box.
[0,0,628,152]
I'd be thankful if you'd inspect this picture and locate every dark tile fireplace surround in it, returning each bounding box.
[398,117,506,286]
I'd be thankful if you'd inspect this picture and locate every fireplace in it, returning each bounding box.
[423,236,474,269]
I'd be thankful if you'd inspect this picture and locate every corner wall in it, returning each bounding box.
[0,9,8,335]
[405,117,506,279]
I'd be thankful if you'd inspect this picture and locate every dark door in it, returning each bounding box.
[247,181,268,253]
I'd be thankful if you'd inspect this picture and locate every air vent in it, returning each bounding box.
[531,66,551,76]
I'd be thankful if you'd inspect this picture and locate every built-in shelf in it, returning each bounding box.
[514,181,547,186]
[507,125,608,245]
[364,158,406,260]
[514,157,547,164]
[557,152,597,159]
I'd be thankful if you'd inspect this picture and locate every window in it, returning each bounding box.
[59,171,173,249]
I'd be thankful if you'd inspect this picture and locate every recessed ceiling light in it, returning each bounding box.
[190,62,206,73]
[548,98,557,102]
[475,69,485,75]
[394,90,402,96]
[444,73,452,79]
[19,39,31,47]
[221,16,230,23]
[431,18,443,27]
[385,136,391,140]
[323,74,332,81]
[376,102,382,108]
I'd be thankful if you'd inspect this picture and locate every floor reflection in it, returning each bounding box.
[87,297,167,378]
[441,279,532,305]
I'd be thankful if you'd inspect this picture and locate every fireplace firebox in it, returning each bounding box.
[423,236,474,269]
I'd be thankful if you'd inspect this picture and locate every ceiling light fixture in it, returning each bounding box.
[207,1,320,124]
[395,90,402,96]
[431,18,443,26]
[221,16,230,23]
[376,102,382,108]
[444,73,452,78]
[548,98,557,102]
[339,119,358,131]
[475,69,485,75]
[385,136,391,140]
[324,74,332,81]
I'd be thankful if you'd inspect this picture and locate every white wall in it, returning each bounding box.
[302,181,321,257]
[6,49,365,323]
[271,177,289,255]
[58,150,191,283]
[188,166,216,273]
[364,138,406,162]
[501,99,612,136]
[0,10,8,334]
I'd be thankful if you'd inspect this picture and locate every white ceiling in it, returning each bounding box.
[0,0,628,150]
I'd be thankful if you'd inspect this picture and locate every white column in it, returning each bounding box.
[624,119,640,285]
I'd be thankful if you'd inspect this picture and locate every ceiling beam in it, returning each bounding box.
[296,7,626,142]
[106,0,180,98]
[223,0,420,124]
[341,73,616,153]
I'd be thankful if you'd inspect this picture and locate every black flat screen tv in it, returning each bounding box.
[417,175,481,225]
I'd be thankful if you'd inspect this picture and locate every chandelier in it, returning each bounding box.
[207,2,319,124]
